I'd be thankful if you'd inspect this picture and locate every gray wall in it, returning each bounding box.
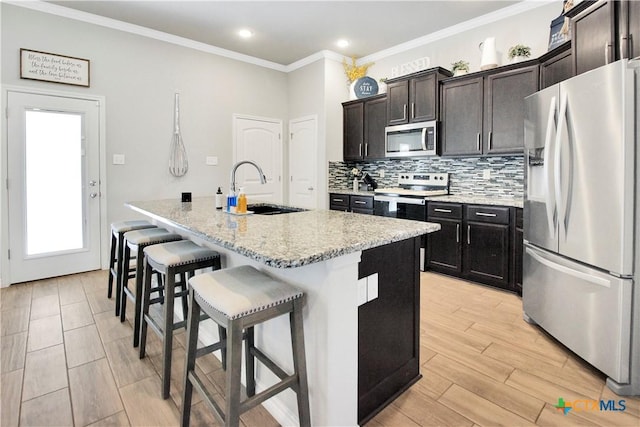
[1,3,288,225]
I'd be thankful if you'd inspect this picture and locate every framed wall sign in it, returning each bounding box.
[20,49,90,87]
[353,76,379,99]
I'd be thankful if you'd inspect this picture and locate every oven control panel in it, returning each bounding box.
[398,173,449,187]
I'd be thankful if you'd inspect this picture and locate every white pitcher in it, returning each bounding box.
[479,37,498,70]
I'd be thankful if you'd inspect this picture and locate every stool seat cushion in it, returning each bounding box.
[111,220,156,234]
[124,228,182,246]
[189,266,303,320]
[144,240,220,267]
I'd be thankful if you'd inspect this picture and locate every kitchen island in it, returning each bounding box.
[126,197,440,426]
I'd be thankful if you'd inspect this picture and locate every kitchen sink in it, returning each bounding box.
[248,204,307,215]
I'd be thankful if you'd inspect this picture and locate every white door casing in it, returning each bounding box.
[6,90,103,284]
[233,115,283,203]
[289,116,318,209]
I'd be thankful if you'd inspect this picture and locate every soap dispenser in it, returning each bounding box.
[237,187,247,214]
[215,187,223,209]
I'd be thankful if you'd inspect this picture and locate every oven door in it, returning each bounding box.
[373,195,427,221]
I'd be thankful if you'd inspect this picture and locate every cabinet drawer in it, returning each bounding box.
[427,202,462,219]
[329,193,349,208]
[465,205,510,224]
[351,195,373,210]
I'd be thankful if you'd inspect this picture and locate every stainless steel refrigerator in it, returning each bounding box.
[523,59,640,395]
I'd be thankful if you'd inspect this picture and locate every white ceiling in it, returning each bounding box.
[46,1,522,66]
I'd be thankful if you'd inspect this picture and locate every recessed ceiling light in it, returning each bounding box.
[238,29,254,39]
[336,39,350,48]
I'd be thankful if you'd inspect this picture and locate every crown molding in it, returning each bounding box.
[358,0,557,64]
[6,0,556,73]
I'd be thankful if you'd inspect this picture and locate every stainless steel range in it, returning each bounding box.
[374,173,449,220]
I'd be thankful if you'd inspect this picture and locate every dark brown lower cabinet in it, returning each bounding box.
[426,202,517,292]
[358,237,421,425]
[513,208,524,295]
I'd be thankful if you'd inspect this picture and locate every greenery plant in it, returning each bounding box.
[451,60,470,72]
[508,44,532,59]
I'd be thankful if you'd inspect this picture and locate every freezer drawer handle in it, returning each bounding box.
[475,212,497,217]
[526,247,611,288]
[433,208,452,213]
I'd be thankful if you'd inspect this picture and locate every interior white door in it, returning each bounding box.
[233,115,283,203]
[289,116,318,209]
[7,91,102,283]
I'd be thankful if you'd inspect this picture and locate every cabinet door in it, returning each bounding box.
[386,80,409,125]
[343,102,364,161]
[464,222,510,289]
[572,0,616,75]
[426,218,462,275]
[540,44,573,89]
[485,65,539,155]
[364,96,387,159]
[410,73,437,122]
[622,0,640,59]
[441,77,483,156]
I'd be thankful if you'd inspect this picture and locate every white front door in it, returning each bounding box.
[289,116,318,209]
[7,91,102,283]
[233,115,283,203]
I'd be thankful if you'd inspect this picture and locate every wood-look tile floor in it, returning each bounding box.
[1,270,639,426]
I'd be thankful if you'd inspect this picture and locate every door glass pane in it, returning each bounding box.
[25,110,84,256]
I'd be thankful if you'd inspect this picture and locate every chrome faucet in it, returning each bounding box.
[230,160,267,194]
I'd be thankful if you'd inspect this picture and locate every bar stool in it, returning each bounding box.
[120,228,183,347]
[107,220,156,316]
[138,240,222,399]
[181,265,311,427]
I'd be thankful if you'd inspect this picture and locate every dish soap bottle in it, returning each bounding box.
[215,187,223,209]
[226,189,236,213]
[237,187,247,214]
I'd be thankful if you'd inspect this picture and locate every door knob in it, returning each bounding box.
[89,180,97,186]
[90,193,98,199]
[308,187,314,191]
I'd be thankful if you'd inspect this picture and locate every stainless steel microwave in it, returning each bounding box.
[385,121,438,158]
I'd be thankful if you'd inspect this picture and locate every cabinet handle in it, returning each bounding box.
[359,143,362,157]
[488,131,493,151]
[605,42,613,64]
[476,133,481,152]
[403,104,407,121]
[467,225,471,245]
[333,198,344,202]
[621,35,630,59]
[434,208,452,213]
[475,212,497,217]
[365,143,368,157]
[411,103,415,119]
[456,223,460,243]
[354,200,367,205]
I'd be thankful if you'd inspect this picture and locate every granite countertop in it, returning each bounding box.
[329,189,522,208]
[126,197,440,268]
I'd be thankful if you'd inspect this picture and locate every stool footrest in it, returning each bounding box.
[251,347,289,381]
[240,374,298,415]
[188,371,226,424]
[143,314,187,338]
[195,341,226,359]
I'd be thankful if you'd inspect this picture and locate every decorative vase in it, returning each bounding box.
[479,37,499,70]
[349,81,358,100]
[353,178,358,192]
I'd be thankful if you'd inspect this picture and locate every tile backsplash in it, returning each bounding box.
[329,156,524,198]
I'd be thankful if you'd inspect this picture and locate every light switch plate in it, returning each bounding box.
[113,154,125,165]
[483,169,491,180]
[206,156,218,166]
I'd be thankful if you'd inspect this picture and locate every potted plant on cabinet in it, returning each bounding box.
[451,60,470,76]
[508,44,532,62]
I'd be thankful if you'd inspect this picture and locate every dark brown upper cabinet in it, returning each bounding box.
[441,63,538,157]
[385,67,452,126]
[539,41,573,89]
[342,94,387,161]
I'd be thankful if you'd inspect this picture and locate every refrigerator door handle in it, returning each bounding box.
[554,92,568,240]
[543,96,557,237]
[526,247,611,288]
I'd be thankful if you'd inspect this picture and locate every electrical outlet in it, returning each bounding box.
[379,170,385,178]
[483,169,491,180]
[206,156,218,166]
[113,154,125,165]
